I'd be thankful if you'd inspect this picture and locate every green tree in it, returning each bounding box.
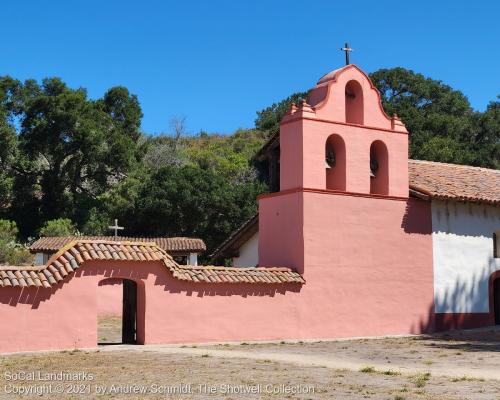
[39,218,77,237]
[0,219,18,242]
[255,92,308,137]
[101,165,265,255]
[0,77,21,210]
[8,78,143,234]
[369,67,496,167]
[183,129,267,182]
[474,97,500,169]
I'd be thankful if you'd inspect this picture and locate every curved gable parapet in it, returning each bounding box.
[0,240,305,288]
[308,64,408,133]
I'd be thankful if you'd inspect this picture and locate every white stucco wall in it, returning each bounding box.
[432,200,500,313]
[35,252,50,266]
[233,232,259,268]
[188,252,198,266]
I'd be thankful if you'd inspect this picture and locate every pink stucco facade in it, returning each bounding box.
[97,278,123,316]
[259,191,434,337]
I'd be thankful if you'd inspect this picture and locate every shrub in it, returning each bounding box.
[409,372,431,388]
[0,220,33,265]
[0,219,18,242]
[39,219,77,237]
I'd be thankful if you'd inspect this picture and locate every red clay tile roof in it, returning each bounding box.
[409,160,500,205]
[0,240,304,288]
[30,236,206,254]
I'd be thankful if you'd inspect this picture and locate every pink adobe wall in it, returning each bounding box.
[258,191,435,337]
[258,191,304,272]
[97,278,122,316]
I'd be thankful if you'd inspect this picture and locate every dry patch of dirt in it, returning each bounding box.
[1,348,499,400]
[2,319,499,399]
[97,315,122,344]
[199,328,500,380]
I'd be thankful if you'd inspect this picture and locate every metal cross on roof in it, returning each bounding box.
[108,219,124,240]
[340,42,353,65]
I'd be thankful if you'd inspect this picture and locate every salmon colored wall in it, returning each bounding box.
[0,260,304,353]
[0,277,98,353]
[259,191,435,337]
[258,191,304,272]
[97,278,123,316]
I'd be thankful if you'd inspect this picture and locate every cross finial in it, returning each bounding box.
[340,42,353,65]
[108,219,124,240]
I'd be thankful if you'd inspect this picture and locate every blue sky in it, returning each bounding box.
[1,1,499,135]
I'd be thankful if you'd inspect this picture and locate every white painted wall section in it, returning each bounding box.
[35,252,50,266]
[188,252,198,266]
[233,232,259,268]
[432,200,500,313]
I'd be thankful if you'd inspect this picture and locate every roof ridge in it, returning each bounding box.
[409,159,500,173]
[29,236,207,253]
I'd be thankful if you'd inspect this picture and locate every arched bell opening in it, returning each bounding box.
[369,140,389,195]
[325,134,346,191]
[345,80,364,125]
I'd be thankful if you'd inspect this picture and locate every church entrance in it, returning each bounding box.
[494,279,500,325]
[97,278,138,345]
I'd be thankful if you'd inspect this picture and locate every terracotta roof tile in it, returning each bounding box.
[29,236,206,254]
[0,240,304,288]
[409,160,500,205]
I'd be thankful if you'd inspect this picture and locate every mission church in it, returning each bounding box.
[0,62,499,353]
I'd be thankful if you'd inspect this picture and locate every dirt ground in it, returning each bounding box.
[0,319,499,400]
[97,315,122,344]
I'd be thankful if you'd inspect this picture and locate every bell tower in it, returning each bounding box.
[279,64,409,197]
[257,64,434,338]
[259,64,410,273]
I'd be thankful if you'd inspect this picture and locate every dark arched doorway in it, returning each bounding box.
[122,280,137,343]
[98,278,138,344]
